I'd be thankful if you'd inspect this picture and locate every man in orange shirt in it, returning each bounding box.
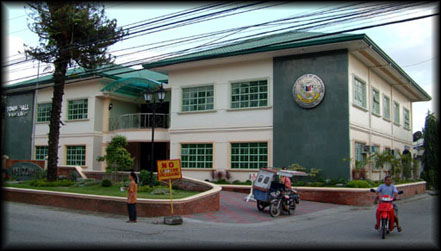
[127,171,138,223]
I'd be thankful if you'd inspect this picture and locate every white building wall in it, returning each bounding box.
[348,53,414,180]
[168,59,274,181]
[34,80,105,171]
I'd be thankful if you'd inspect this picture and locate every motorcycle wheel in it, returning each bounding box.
[256,201,265,212]
[287,200,296,215]
[381,218,387,239]
[270,202,281,217]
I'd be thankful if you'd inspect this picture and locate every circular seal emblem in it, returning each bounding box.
[292,74,325,109]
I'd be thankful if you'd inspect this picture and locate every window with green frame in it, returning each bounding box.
[383,95,391,120]
[181,144,213,168]
[231,142,267,169]
[354,142,365,162]
[371,145,380,170]
[182,86,214,112]
[35,146,48,160]
[353,77,366,109]
[372,88,380,115]
[403,108,410,129]
[66,145,86,166]
[393,101,400,125]
[231,80,268,109]
[37,103,52,122]
[68,99,88,120]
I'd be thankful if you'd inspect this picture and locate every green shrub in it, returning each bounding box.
[74,178,100,187]
[70,171,79,182]
[346,180,370,188]
[138,170,160,186]
[30,179,74,187]
[294,181,306,186]
[101,179,112,187]
[151,188,170,195]
[215,179,229,184]
[310,182,325,187]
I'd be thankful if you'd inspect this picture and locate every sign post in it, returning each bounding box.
[157,159,183,225]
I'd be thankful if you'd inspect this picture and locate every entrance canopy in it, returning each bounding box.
[101,77,162,99]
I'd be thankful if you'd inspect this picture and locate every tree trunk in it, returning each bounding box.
[46,59,68,181]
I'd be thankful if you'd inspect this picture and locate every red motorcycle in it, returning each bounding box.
[370,188,403,239]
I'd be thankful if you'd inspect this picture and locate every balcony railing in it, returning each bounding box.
[109,113,169,131]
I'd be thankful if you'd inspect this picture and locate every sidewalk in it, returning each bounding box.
[182,190,340,224]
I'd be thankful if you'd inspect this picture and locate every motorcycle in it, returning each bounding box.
[370,188,403,239]
[269,189,300,217]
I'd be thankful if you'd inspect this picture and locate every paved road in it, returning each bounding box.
[2,191,439,249]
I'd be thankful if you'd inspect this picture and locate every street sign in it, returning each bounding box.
[156,159,182,218]
[157,159,182,181]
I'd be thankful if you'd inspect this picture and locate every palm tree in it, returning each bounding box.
[372,150,393,181]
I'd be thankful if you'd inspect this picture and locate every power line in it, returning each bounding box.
[4,2,437,84]
[6,10,437,88]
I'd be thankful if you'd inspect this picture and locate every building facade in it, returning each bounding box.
[2,31,431,181]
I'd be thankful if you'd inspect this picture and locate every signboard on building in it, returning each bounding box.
[7,162,42,181]
[157,159,182,181]
[292,73,326,109]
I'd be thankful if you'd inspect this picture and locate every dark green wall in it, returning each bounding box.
[273,50,350,179]
[3,92,35,160]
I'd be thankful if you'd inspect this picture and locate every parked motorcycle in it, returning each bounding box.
[269,189,300,217]
[370,188,403,239]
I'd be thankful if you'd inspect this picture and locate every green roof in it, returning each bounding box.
[100,77,162,98]
[142,31,364,69]
[4,64,168,91]
[142,30,430,101]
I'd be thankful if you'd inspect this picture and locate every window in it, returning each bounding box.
[231,142,267,169]
[231,80,268,109]
[354,142,365,162]
[383,95,391,120]
[393,101,400,125]
[353,77,366,109]
[384,147,391,171]
[182,86,214,112]
[35,146,48,160]
[372,145,380,170]
[68,99,88,120]
[181,144,213,168]
[372,88,380,115]
[66,145,86,166]
[37,103,52,122]
[403,108,410,129]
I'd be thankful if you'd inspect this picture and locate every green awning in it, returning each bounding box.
[100,77,163,98]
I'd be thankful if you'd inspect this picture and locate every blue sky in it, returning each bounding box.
[2,2,438,132]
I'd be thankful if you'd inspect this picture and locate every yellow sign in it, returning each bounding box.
[157,159,182,181]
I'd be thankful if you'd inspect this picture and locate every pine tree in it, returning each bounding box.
[422,112,439,190]
[24,2,125,181]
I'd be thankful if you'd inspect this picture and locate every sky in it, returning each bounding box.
[2,2,438,133]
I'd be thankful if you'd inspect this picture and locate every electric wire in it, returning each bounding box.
[4,1,436,85]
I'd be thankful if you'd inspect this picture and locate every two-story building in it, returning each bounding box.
[2,31,431,181]
[141,31,431,181]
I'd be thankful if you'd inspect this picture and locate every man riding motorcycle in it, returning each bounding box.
[375,175,402,232]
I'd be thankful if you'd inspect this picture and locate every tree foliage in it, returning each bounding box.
[422,112,439,190]
[24,2,125,181]
[97,135,134,182]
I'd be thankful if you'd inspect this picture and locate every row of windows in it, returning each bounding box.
[181,142,268,169]
[354,142,400,171]
[36,142,268,169]
[35,145,86,166]
[353,77,410,130]
[181,80,268,112]
[37,98,88,122]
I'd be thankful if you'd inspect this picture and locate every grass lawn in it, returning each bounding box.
[4,181,201,199]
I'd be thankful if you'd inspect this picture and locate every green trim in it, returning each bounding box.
[142,32,365,69]
[142,31,430,101]
[361,36,431,101]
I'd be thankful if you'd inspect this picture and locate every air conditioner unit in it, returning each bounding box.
[362,145,370,154]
